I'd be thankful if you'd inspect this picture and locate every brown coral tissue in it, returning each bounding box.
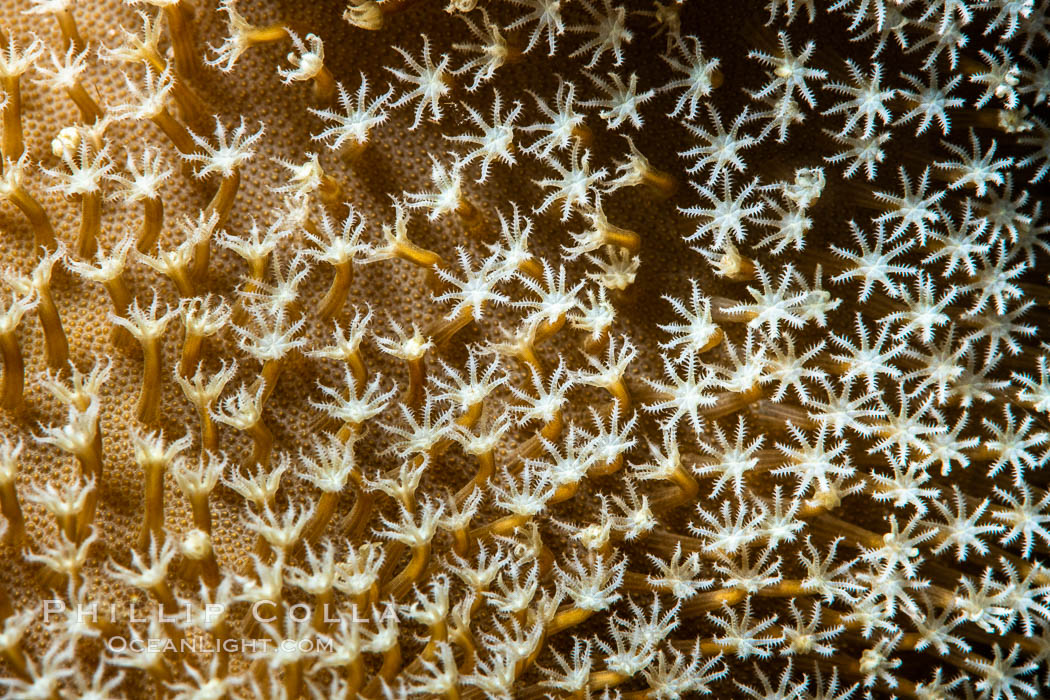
[3,0,1050,697]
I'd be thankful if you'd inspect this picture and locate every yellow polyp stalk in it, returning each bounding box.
[642,170,679,202]
[318,173,342,205]
[0,646,28,680]
[199,549,221,589]
[247,24,291,47]
[510,439,542,471]
[471,513,529,541]
[456,198,488,239]
[810,512,885,550]
[797,498,830,519]
[431,306,475,348]
[589,453,623,478]
[857,292,902,320]
[571,123,593,149]
[472,449,495,485]
[344,654,366,695]
[669,464,700,505]
[77,440,103,483]
[353,584,376,612]
[587,670,632,690]
[451,526,469,557]
[346,351,367,388]
[55,508,77,543]
[136,46,165,76]
[753,398,813,429]
[36,287,70,371]
[252,534,273,564]
[192,229,215,281]
[546,605,593,637]
[540,410,563,443]
[721,254,756,281]
[318,263,353,321]
[621,570,657,594]
[303,490,339,543]
[66,82,103,123]
[78,191,101,258]
[709,67,725,90]
[534,314,565,345]
[706,384,764,419]
[340,139,370,165]
[694,640,727,657]
[699,327,724,353]
[2,77,24,160]
[583,328,610,356]
[754,580,810,597]
[136,338,163,424]
[139,459,167,550]
[205,170,241,230]
[335,420,361,443]
[0,331,25,411]
[0,480,23,546]
[371,548,406,596]
[405,356,426,409]
[179,331,204,378]
[549,480,579,504]
[310,589,334,630]
[972,107,1010,130]
[517,256,544,281]
[103,278,136,349]
[502,37,526,66]
[513,635,546,682]
[378,642,402,681]
[382,541,431,599]
[456,402,483,430]
[600,223,641,253]
[606,378,631,411]
[680,588,747,617]
[231,263,266,325]
[163,3,201,80]
[169,79,207,127]
[51,10,85,52]
[148,577,177,612]
[72,472,98,544]
[182,531,221,588]
[454,449,494,505]
[6,184,57,250]
[247,420,273,469]
[199,409,218,454]
[642,529,703,556]
[189,492,212,535]
[422,621,447,661]
[257,359,284,407]
[343,490,374,540]
[282,660,303,700]
[457,631,476,672]
[312,65,337,104]
[395,239,447,275]
[152,108,196,155]
[138,197,164,252]
[144,661,173,692]
[971,443,1002,461]
[167,265,196,299]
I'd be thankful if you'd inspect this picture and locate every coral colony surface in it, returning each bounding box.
[2,0,1050,697]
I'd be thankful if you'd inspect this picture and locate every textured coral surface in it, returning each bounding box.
[1,0,1049,698]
